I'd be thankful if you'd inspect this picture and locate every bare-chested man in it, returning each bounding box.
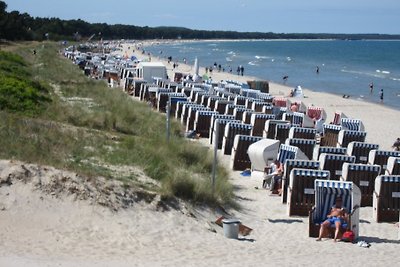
[316,196,348,242]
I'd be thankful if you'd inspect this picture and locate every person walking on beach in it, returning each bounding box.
[283,75,288,84]
[240,65,244,76]
[379,89,384,103]
[237,66,240,75]
[369,82,374,94]
[316,66,320,74]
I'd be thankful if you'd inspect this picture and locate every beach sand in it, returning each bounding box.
[0,40,399,266]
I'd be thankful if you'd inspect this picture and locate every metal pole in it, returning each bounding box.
[166,97,171,142]
[211,119,219,195]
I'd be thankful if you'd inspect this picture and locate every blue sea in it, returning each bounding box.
[144,40,400,110]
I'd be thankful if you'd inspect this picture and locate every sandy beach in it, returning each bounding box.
[1,40,399,267]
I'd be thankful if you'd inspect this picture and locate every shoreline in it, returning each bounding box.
[122,40,400,150]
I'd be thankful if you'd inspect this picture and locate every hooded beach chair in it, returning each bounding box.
[275,123,292,144]
[341,118,364,132]
[289,127,317,140]
[214,99,233,114]
[186,106,211,132]
[242,110,255,124]
[286,138,316,160]
[210,117,240,147]
[207,96,225,111]
[222,122,252,155]
[263,119,290,139]
[262,105,274,115]
[306,106,326,121]
[341,163,381,207]
[319,153,356,180]
[287,169,330,217]
[175,100,189,120]
[347,141,379,164]
[252,101,272,113]
[320,124,342,147]
[373,175,400,222]
[368,150,400,175]
[181,103,205,125]
[250,113,275,137]
[272,97,288,108]
[386,157,400,175]
[194,111,218,138]
[277,144,298,164]
[282,160,320,204]
[233,106,253,122]
[337,130,367,148]
[224,103,238,115]
[309,180,361,239]
[234,95,247,106]
[230,135,263,170]
[315,146,347,161]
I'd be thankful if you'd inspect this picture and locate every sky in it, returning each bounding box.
[5,0,400,34]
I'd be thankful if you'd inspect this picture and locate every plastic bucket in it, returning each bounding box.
[222,219,240,239]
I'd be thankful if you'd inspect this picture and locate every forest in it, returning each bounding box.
[1,1,400,42]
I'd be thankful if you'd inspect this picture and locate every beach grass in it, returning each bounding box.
[0,42,235,207]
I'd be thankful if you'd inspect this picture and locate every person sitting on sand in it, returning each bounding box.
[316,196,348,242]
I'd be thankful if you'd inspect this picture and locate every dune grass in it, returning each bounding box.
[0,42,236,208]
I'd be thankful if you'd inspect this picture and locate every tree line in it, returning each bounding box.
[1,1,399,41]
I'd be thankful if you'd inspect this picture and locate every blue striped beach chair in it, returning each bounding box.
[207,96,225,111]
[181,103,206,125]
[287,169,330,217]
[214,100,233,114]
[262,105,274,115]
[277,144,298,164]
[251,101,271,112]
[347,141,379,164]
[200,94,212,107]
[224,103,239,115]
[289,127,317,140]
[242,110,255,124]
[186,106,211,132]
[234,95,247,106]
[230,135,263,170]
[194,111,218,138]
[316,147,347,161]
[263,119,290,139]
[309,180,361,238]
[174,100,190,120]
[209,115,237,145]
[337,130,367,148]
[342,163,381,207]
[373,175,400,222]
[386,157,400,175]
[233,107,253,122]
[250,113,275,137]
[275,123,292,145]
[285,112,304,127]
[319,153,356,180]
[222,122,253,155]
[258,93,274,104]
[245,98,256,109]
[368,150,400,175]
[189,89,204,102]
[157,92,187,113]
[282,160,320,204]
[286,138,316,160]
[321,124,342,147]
[341,118,364,132]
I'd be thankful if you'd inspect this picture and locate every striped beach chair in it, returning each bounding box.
[342,163,381,207]
[194,111,218,138]
[316,147,347,161]
[233,107,253,122]
[319,153,356,180]
[273,97,288,108]
[286,138,316,160]
[242,110,255,124]
[214,100,233,114]
[263,119,290,139]
[337,130,367,148]
[287,169,330,217]
[245,98,256,109]
[347,141,379,164]
[222,122,253,155]
[189,89,204,102]
[309,180,361,239]
[262,105,274,115]
[224,103,239,115]
[258,93,274,104]
[181,103,206,125]
[373,175,400,222]
[341,118,364,132]
[289,127,317,140]
[230,135,263,170]
[277,144,298,164]
[332,112,344,125]
[275,123,292,144]
[185,106,211,132]
[386,157,400,175]
[209,116,239,146]
[320,124,342,147]
[282,160,320,204]
[200,94,212,107]
[207,96,225,111]
[283,112,304,127]
[368,150,400,175]
[251,101,270,112]
[158,92,187,113]
[306,106,325,121]
[174,100,190,120]
[234,95,247,106]
[250,113,275,137]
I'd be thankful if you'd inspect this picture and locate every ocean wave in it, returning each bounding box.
[255,55,269,59]
[227,51,235,55]
[376,69,391,74]
[226,57,233,62]
[248,61,259,66]
[341,69,389,79]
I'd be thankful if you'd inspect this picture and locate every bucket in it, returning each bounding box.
[222,219,240,239]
